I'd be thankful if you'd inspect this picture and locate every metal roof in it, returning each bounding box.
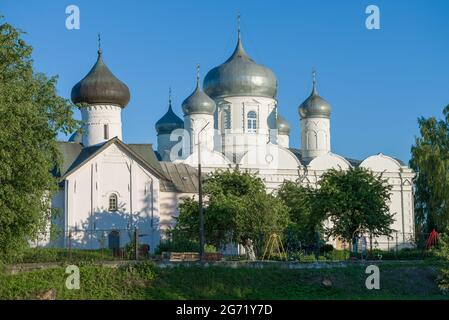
[203,35,277,99]
[159,162,199,193]
[71,49,130,107]
[55,138,167,181]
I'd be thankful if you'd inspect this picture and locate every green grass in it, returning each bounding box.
[0,262,447,300]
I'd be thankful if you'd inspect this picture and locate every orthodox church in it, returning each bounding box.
[45,24,415,253]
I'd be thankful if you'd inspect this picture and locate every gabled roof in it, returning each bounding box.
[55,138,167,181]
[159,162,199,193]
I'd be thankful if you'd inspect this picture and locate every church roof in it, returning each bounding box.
[55,139,202,192]
[159,162,199,193]
[203,30,277,100]
[54,138,166,181]
[287,148,363,167]
[71,48,130,107]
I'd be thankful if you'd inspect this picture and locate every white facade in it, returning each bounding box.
[52,140,163,252]
[215,96,277,161]
[300,117,330,159]
[48,26,416,254]
[81,104,123,147]
[184,113,215,154]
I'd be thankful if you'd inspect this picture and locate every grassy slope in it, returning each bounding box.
[0,263,447,300]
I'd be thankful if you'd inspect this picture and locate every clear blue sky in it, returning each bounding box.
[2,0,449,163]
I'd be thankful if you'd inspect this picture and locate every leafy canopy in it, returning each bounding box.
[277,181,321,250]
[410,105,449,233]
[316,167,394,243]
[173,169,289,257]
[0,18,77,261]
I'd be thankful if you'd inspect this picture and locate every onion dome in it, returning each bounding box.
[182,65,216,115]
[276,113,290,135]
[68,129,82,143]
[203,26,277,99]
[71,39,130,107]
[155,89,184,135]
[298,71,331,119]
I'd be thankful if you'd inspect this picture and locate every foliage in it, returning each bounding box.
[316,167,394,244]
[173,169,290,257]
[435,231,449,293]
[13,248,116,263]
[154,239,216,255]
[410,105,449,234]
[367,248,440,261]
[277,181,321,251]
[0,262,446,299]
[0,18,78,261]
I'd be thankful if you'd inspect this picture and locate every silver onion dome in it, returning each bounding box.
[182,67,216,115]
[298,72,331,119]
[203,32,277,99]
[276,113,290,135]
[71,47,130,107]
[156,90,184,135]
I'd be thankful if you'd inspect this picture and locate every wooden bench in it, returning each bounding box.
[169,252,223,262]
[169,252,199,262]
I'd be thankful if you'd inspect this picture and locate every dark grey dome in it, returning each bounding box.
[68,129,82,143]
[203,35,277,99]
[276,113,290,135]
[182,78,216,115]
[71,49,130,107]
[298,78,331,119]
[155,99,184,135]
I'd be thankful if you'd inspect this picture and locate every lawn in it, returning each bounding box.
[0,261,447,300]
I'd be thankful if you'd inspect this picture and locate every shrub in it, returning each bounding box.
[155,239,217,255]
[367,248,440,261]
[435,231,449,293]
[300,254,317,262]
[14,248,114,263]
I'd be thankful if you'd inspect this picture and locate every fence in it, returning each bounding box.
[30,227,159,261]
[28,230,436,263]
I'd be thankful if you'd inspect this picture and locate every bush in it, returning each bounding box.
[367,248,440,261]
[435,232,449,293]
[13,248,115,263]
[155,239,217,255]
[328,250,350,261]
[300,254,317,262]
[223,255,247,261]
[321,244,334,254]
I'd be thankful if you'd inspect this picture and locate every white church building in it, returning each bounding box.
[47,25,415,253]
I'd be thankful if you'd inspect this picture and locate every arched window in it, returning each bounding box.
[108,194,118,211]
[221,108,231,130]
[247,111,257,133]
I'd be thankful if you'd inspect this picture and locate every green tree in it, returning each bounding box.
[173,169,289,257]
[435,230,449,293]
[410,105,449,234]
[316,167,394,245]
[277,181,320,250]
[0,19,77,261]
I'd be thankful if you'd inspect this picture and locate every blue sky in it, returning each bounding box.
[2,0,449,163]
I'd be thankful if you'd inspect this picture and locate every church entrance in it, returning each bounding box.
[108,230,120,249]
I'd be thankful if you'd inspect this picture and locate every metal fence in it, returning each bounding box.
[30,227,159,261]
[29,230,435,262]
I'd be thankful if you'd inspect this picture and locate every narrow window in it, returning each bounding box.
[104,124,109,139]
[247,111,257,133]
[221,108,231,130]
[109,194,118,211]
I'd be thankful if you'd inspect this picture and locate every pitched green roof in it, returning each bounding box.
[55,138,167,181]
